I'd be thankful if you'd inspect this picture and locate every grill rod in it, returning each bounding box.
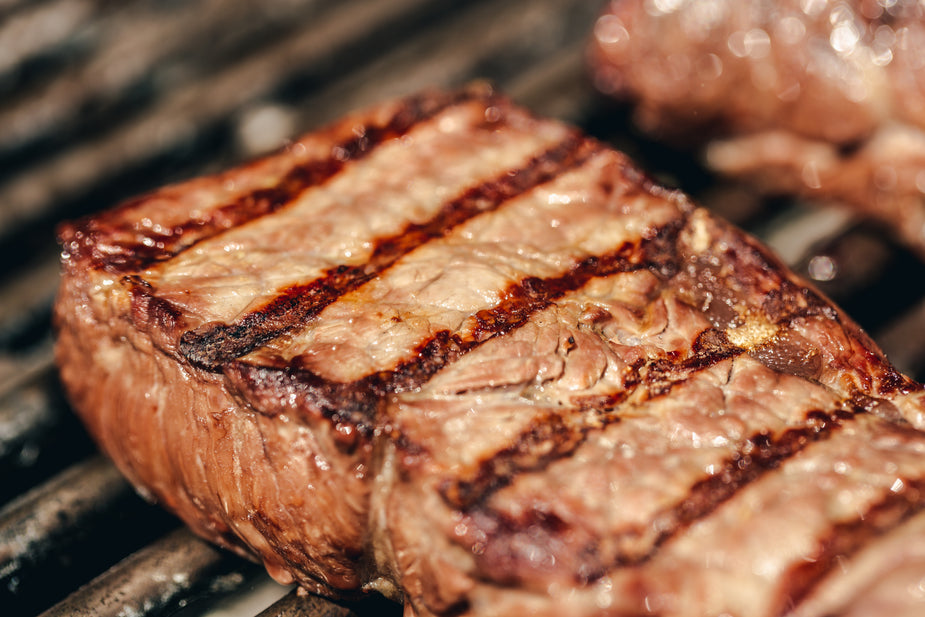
[256,588,403,617]
[257,592,359,617]
[0,0,472,250]
[0,456,177,615]
[38,528,259,617]
[0,365,93,506]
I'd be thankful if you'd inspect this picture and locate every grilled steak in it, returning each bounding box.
[588,0,925,257]
[54,85,925,617]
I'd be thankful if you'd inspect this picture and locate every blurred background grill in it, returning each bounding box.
[1,1,923,616]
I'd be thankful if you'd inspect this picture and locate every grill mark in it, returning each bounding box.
[438,336,746,511]
[439,406,616,509]
[225,217,689,433]
[126,275,189,350]
[456,405,857,587]
[439,302,856,512]
[780,475,925,617]
[66,87,491,274]
[181,135,606,370]
[440,323,844,515]
[641,408,852,563]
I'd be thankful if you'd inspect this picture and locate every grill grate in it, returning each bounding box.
[1,1,923,616]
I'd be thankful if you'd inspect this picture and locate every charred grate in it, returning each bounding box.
[1,1,923,616]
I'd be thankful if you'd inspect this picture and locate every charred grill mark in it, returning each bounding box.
[456,406,859,588]
[643,409,854,559]
[225,220,689,431]
[180,135,606,370]
[640,327,743,398]
[779,476,925,617]
[440,407,617,510]
[438,334,746,512]
[63,87,491,273]
[125,276,189,349]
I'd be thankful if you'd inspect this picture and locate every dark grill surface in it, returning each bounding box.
[1,1,923,616]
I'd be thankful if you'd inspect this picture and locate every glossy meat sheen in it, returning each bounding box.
[54,85,925,616]
[589,0,925,256]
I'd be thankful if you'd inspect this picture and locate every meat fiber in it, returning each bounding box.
[589,0,925,257]
[54,85,925,616]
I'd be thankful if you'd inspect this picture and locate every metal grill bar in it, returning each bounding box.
[0,0,100,89]
[0,0,472,258]
[0,456,176,615]
[256,592,356,617]
[0,0,331,164]
[38,528,259,617]
[255,588,401,617]
[0,366,93,506]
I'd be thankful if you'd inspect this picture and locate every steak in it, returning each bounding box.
[588,0,925,257]
[54,84,925,617]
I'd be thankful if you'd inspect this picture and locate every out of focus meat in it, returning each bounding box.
[589,0,925,256]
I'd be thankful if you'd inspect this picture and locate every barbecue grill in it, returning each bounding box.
[2,1,924,616]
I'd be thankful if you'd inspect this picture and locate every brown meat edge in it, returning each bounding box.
[52,260,389,597]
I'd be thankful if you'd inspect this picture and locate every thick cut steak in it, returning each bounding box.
[55,85,925,616]
[589,0,925,257]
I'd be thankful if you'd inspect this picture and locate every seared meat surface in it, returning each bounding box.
[589,0,925,256]
[55,85,925,616]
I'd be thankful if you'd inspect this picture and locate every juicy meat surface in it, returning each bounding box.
[588,0,925,256]
[54,85,925,616]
